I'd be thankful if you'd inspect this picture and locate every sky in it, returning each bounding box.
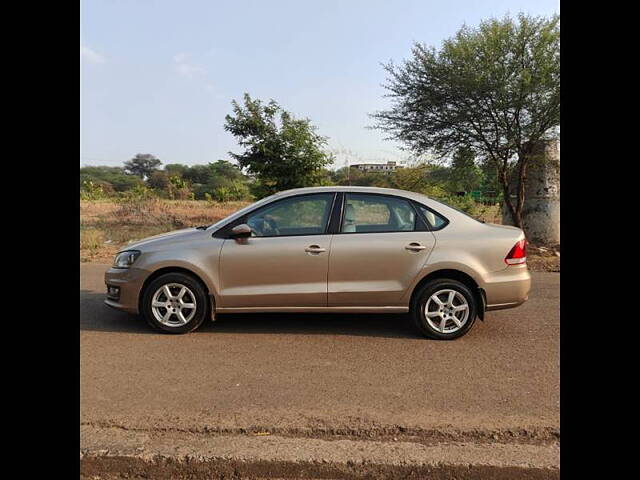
[80,0,559,170]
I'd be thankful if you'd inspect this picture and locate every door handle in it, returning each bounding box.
[305,245,326,254]
[405,243,427,252]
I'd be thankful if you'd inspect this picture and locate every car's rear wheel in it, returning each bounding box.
[141,272,208,334]
[411,278,477,340]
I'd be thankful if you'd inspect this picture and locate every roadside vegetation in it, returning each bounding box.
[80,198,246,262]
[80,13,559,271]
[80,197,557,270]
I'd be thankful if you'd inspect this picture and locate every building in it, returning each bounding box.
[351,161,404,175]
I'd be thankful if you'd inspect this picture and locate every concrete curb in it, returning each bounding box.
[81,425,559,479]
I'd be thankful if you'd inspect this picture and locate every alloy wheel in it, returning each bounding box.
[424,289,470,334]
[151,283,197,327]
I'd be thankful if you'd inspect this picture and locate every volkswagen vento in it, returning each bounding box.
[104,186,530,339]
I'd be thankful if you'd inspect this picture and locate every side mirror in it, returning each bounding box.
[230,223,252,239]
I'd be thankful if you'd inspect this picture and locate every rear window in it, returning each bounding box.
[342,193,416,233]
[416,204,448,230]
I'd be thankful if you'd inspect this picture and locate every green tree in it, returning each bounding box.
[479,158,502,199]
[449,147,482,193]
[164,163,190,178]
[371,13,560,230]
[147,170,170,191]
[182,165,211,185]
[123,153,162,180]
[208,159,244,179]
[206,161,252,201]
[224,93,333,197]
[79,166,143,192]
[206,160,246,189]
[386,164,449,198]
[328,166,350,185]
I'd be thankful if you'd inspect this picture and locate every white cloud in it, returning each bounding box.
[81,44,105,64]
[173,53,204,78]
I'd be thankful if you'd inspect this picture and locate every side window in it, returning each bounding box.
[416,204,448,230]
[245,193,334,237]
[341,194,416,233]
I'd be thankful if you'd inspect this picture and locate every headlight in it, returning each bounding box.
[113,250,141,269]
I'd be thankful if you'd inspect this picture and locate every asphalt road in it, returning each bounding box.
[80,263,559,440]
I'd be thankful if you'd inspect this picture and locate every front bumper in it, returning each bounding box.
[104,266,151,314]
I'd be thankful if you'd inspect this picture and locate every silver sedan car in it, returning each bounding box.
[105,186,530,339]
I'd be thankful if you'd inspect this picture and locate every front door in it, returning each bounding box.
[218,193,335,308]
[328,193,435,307]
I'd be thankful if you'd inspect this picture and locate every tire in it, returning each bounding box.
[411,278,477,340]
[141,272,208,334]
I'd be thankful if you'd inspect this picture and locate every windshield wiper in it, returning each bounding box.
[195,225,208,230]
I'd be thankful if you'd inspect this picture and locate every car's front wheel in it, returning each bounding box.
[141,272,208,334]
[411,278,477,340]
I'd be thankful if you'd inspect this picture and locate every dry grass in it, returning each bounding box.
[80,199,250,262]
[526,244,560,272]
[79,199,557,271]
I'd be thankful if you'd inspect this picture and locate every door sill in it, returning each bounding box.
[215,306,409,314]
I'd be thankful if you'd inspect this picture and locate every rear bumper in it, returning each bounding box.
[481,265,531,310]
[104,266,151,314]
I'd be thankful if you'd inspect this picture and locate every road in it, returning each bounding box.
[80,263,559,478]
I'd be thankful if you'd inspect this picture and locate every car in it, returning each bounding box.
[104,186,530,339]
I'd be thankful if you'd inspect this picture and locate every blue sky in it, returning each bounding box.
[80,0,559,170]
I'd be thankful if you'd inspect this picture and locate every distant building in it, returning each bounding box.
[351,161,403,175]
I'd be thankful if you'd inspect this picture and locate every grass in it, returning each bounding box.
[79,198,557,271]
[80,199,249,262]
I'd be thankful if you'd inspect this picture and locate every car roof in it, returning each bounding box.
[275,185,432,203]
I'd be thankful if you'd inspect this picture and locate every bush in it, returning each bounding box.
[433,193,500,222]
[167,175,192,200]
[219,180,251,202]
[439,193,479,215]
[80,166,143,192]
[80,180,108,200]
[117,184,156,202]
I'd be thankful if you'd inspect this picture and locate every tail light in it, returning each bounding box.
[505,239,527,265]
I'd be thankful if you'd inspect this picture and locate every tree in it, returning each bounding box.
[224,93,333,197]
[449,147,482,193]
[147,170,170,191]
[79,166,143,192]
[207,160,246,188]
[123,153,162,179]
[371,13,560,230]
[201,160,251,201]
[164,163,190,178]
[182,165,211,185]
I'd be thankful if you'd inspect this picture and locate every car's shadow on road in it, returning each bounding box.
[80,290,422,339]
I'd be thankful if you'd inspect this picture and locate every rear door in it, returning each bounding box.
[328,193,435,307]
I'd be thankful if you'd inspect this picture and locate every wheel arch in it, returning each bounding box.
[409,269,486,320]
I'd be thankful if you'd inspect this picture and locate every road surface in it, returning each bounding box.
[80,263,559,478]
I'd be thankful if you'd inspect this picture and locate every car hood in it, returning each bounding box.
[123,228,205,251]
